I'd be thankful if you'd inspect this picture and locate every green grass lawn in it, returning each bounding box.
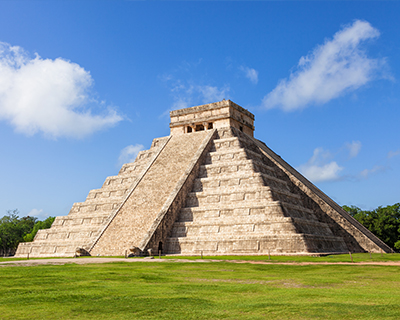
[1,259,399,319]
[161,252,400,263]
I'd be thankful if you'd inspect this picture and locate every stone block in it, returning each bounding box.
[233,240,259,252]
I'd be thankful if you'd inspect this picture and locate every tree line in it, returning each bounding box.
[343,203,400,250]
[0,209,54,256]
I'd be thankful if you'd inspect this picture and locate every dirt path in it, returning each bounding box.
[1,257,400,267]
[224,260,400,266]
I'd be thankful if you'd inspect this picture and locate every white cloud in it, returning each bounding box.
[160,60,231,115]
[356,148,400,179]
[359,165,386,179]
[298,148,343,183]
[262,20,385,111]
[118,144,144,166]
[300,142,395,183]
[388,149,400,159]
[27,208,48,220]
[240,66,258,84]
[300,161,343,183]
[164,77,230,112]
[197,85,229,103]
[356,148,399,179]
[346,141,362,158]
[0,42,123,139]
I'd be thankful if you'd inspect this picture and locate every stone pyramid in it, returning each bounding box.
[16,100,392,257]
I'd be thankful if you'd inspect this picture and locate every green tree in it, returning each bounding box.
[0,210,55,256]
[342,205,364,217]
[23,216,55,242]
[0,210,36,255]
[343,203,400,250]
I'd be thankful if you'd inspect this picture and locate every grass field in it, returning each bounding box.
[1,255,400,319]
[161,252,400,263]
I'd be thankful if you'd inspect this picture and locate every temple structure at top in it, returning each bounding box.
[170,100,254,137]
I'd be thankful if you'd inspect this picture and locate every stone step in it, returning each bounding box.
[205,149,248,164]
[174,214,329,228]
[192,173,264,192]
[190,184,300,201]
[87,184,130,195]
[291,217,334,236]
[199,159,278,179]
[178,202,318,229]
[198,159,255,178]
[165,233,348,255]
[282,204,318,220]
[167,233,314,242]
[34,229,99,241]
[16,241,89,257]
[59,210,112,218]
[205,146,263,165]
[179,199,313,216]
[51,215,109,228]
[177,213,293,225]
[25,233,94,244]
[68,201,121,214]
[37,224,103,235]
[196,170,287,186]
[185,185,304,208]
[170,217,333,238]
[210,136,261,154]
[214,127,239,139]
[86,188,129,200]
[170,221,297,237]
[177,202,285,221]
[261,174,289,191]
[136,149,156,160]
[175,213,292,225]
[185,191,269,208]
[210,137,242,152]
[193,171,289,193]
[102,175,136,188]
[118,163,145,175]
[79,196,126,206]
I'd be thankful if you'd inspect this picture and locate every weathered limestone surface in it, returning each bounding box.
[15,100,392,257]
[90,130,212,256]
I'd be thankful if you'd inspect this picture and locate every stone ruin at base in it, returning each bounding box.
[15,100,392,257]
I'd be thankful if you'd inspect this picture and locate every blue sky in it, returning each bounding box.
[0,1,399,220]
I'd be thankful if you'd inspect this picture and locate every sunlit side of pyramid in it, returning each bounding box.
[16,100,392,257]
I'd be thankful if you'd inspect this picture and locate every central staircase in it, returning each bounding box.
[165,128,348,255]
